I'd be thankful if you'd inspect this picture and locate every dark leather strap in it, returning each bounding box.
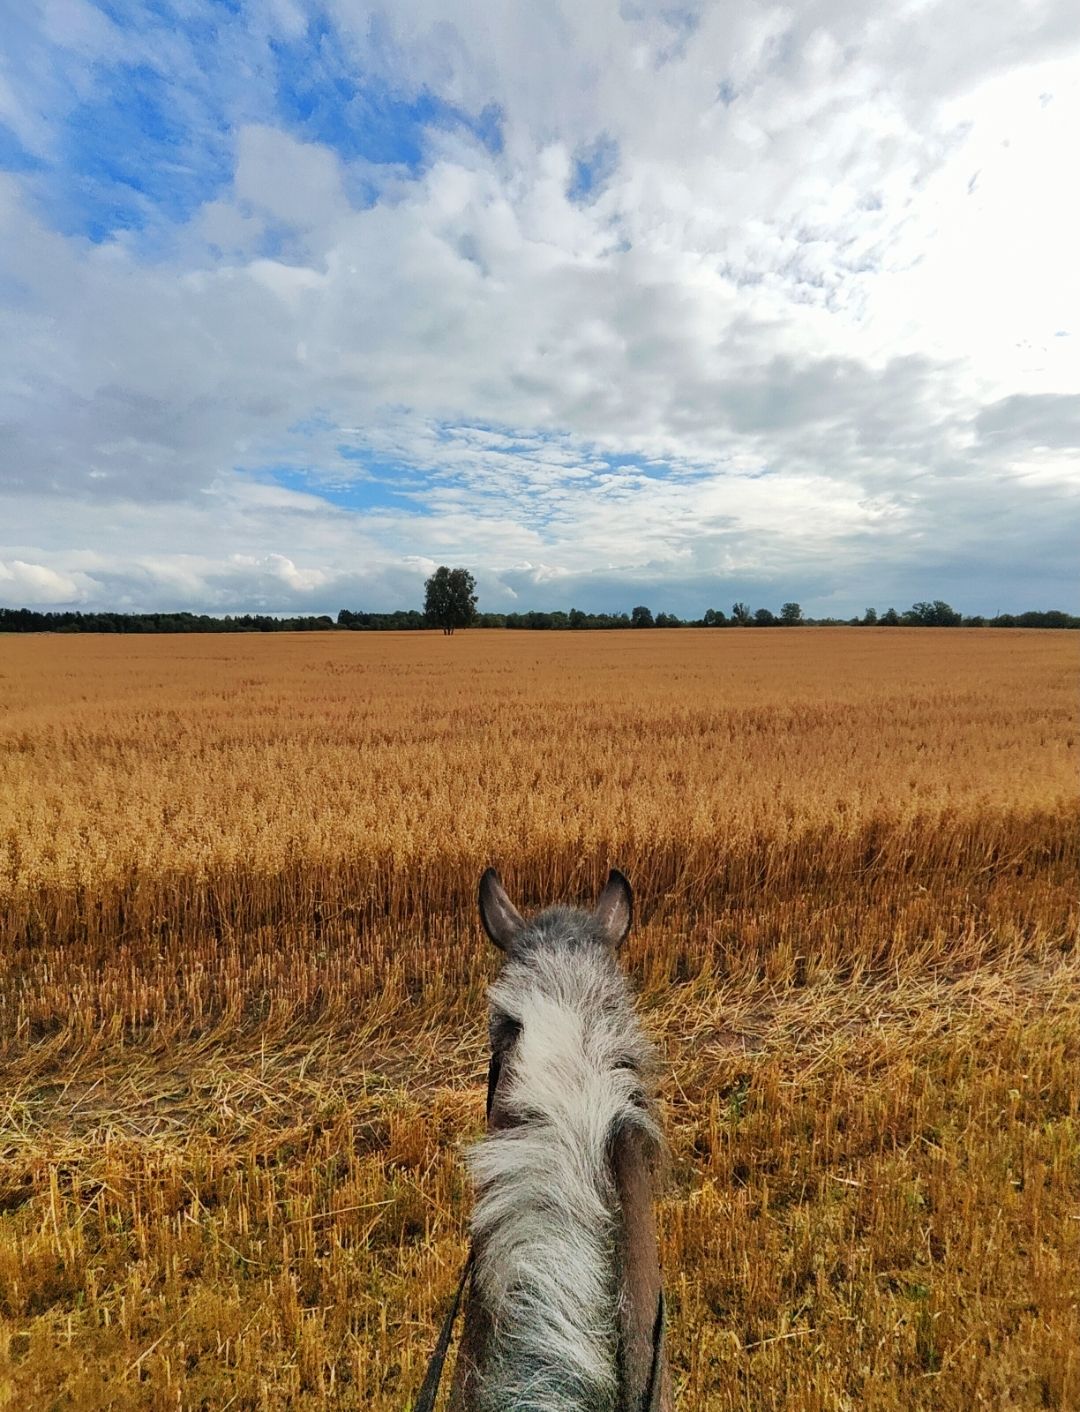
[412,1250,474,1412]
[643,1289,666,1412]
[484,1050,501,1123]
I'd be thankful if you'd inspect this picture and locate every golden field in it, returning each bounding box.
[0,627,1077,1410]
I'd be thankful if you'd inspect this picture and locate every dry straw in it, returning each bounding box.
[0,628,1077,1409]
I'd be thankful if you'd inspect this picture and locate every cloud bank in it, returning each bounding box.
[1,0,1078,616]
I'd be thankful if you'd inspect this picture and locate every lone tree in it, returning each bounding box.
[424,566,478,635]
[780,602,803,624]
[905,599,962,627]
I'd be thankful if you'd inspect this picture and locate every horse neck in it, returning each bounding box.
[456,945,662,1412]
[612,1123,669,1409]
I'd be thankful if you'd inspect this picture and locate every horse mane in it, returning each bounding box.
[465,907,662,1412]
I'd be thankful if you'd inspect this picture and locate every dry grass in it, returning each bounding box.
[0,628,1077,1410]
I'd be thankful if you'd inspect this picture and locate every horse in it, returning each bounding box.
[417,868,671,1412]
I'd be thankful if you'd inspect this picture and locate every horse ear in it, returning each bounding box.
[478,868,526,951]
[595,869,632,947]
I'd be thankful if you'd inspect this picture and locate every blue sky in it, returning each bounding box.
[1,0,1078,616]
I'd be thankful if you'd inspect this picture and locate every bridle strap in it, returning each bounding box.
[484,1049,502,1124]
[412,1249,474,1412]
[642,1288,666,1412]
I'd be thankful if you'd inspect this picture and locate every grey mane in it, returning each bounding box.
[466,906,660,1412]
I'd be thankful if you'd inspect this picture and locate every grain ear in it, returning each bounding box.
[478,868,526,951]
[594,869,633,948]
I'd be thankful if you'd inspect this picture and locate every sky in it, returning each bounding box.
[1,0,1078,619]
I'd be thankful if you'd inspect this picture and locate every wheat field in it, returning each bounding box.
[0,628,1077,1411]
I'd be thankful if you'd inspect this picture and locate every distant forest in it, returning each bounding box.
[1,602,1076,633]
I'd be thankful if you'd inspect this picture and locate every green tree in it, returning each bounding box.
[423,566,478,635]
[731,601,751,625]
[862,607,878,626]
[754,607,776,626]
[906,600,961,627]
[880,607,900,626]
[780,602,803,624]
[631,605,654,628]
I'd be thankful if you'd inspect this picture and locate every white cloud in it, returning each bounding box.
[1,1,1078,615]
[234,125,350,232]
[0,558,84,604]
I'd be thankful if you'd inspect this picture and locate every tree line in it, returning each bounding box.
[2,601,1075,634]
[0,609,339,633]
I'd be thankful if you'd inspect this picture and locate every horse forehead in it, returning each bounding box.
[517,905,605,952]
[491,923,620,1005]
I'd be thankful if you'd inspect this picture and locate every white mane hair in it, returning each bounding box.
[466,907,661,1412]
